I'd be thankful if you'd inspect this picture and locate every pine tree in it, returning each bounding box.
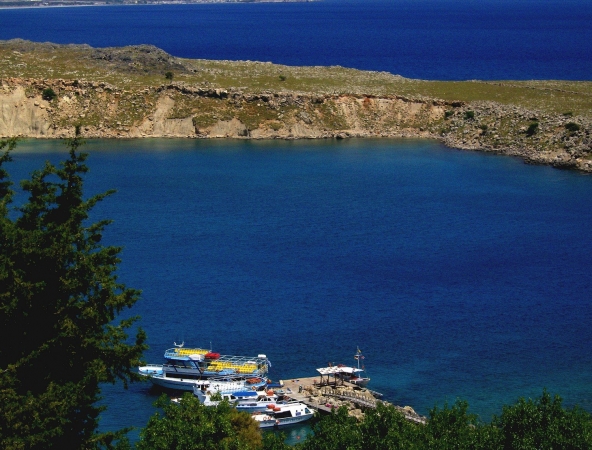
[0,137,147,449]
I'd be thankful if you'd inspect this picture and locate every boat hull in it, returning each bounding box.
[349,377,370,387]
[236,396,282,413]
[251,402,314,428]
[139,366,199,391]
[149,374,198,391]
[253,413,313,428]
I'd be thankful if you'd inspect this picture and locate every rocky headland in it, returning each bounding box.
[1,40,591,171]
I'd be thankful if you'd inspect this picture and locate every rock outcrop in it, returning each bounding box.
[1,77,591,172]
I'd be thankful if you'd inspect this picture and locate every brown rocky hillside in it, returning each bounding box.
[1,40,591,171]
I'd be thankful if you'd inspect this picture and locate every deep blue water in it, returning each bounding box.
[3,0,592,443]
[7,138,592,439]
[1,0,592,80]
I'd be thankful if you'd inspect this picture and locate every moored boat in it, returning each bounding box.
[192,376,268,405]
[235,392,286,413]
[316,347,370,387]
[348,348,370,386]
[138,344,270,391]
[251,402,314,428]
[196,390,260,407]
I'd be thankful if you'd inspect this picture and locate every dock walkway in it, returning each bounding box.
[277,377,427,424]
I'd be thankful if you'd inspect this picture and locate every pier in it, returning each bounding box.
[278,377,427,424]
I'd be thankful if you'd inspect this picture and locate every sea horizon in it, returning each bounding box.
[1,0,591,80]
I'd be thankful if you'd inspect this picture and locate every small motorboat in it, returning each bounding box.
[251,402,314,428]
[235,392,289,413]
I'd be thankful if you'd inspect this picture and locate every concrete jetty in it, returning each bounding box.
[277,376,427,424]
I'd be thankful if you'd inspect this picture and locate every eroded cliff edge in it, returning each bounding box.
[1,40,591,171]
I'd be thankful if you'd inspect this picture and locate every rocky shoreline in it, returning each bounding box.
[2,77,590,172]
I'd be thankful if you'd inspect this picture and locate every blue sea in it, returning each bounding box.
[2,0,592,443]
[1,0,592,80]
[7,138,592,440]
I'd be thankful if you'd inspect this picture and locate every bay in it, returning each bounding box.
[2,0,592,441]
[8,138,592,439]
[1,0,591,80]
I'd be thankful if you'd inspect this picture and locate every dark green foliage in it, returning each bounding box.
[0,138,18,201]
[299,406,362,450]
[0,138,147,449]
[136,394,262,450]
[279,75,287,82]
[210,391,224,401]
[565,122,581,132]
[422,400,490,450]
[491,390,592,450]
[42,87,57,101]
[164,71,174,81]
[359,403,420,450]
[526,122,539,136]
[292,391,592,450]
[464,110,475,120]
[444,110,454,119]
[262,432,291,450]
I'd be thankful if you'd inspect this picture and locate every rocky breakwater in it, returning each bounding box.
[1,77,591,172]
[300,383,427,424]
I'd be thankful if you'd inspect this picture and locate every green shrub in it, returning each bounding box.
[444,110,454,119]
[565,122,580,132]
[464,110,475,120]
[279,75,287,82]
[42,87,56,101]
[165,71,174,81]
[526,122,539,136]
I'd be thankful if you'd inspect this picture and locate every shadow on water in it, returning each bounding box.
[265,423,314,446]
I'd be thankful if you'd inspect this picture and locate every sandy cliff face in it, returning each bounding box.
[0,78,447,139]
[0,86,52,137]
[1,77,591,172]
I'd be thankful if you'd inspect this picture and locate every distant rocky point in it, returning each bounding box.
[0,0,315,8]
[0,40,591,172]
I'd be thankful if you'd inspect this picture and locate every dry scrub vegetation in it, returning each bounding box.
[2,39,591,116]
[1,40,591,171]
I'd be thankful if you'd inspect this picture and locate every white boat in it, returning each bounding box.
[192,376,268,405]
[139,370,198,391]
[235,392,285,413]
[138,344,270,391]
[348,348,371,386]
[338,366,370,387]
[172,389,260,406]
[251,402,314,428]
[197,390,261,407]
[316,347,370,387]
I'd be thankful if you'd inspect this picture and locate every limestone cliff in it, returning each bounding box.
[1,76,591,172]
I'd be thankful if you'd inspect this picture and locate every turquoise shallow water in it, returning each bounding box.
[7,138,592,440]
